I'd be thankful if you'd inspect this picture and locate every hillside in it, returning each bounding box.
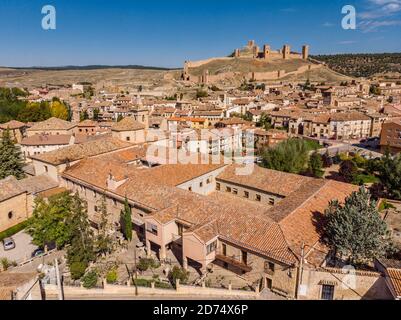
[311,53,401,79]
[187,56,351,84]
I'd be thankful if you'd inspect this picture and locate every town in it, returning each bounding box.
[0,38,400,302]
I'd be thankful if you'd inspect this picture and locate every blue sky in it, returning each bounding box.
[0,0,400,68]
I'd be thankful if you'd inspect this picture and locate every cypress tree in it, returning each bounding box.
[120,197,133,241]
[0,128,25,179]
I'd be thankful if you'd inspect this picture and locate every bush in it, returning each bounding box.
[0,220,29,242]
[106,269,118,284]
[1,258,11,271]
[353,174,379,186]
[137,258,160,272]
[82,271,98,289]
[69,261,88,280]
[132,278,173,289]
[168,266,189,286]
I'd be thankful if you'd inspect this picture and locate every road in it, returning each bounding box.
[0,231,37,264]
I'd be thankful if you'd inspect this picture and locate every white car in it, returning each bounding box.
[2,237,16,251]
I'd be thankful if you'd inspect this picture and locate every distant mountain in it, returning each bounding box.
[3,65,179,71]
[311,53,401,78]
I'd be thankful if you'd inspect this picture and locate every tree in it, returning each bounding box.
[80,110,89,122]
[17,102,52,122]
[27,192,75,248]
[325,187,393,264]
[308,152,324,178]
[261,139,310,174]
[196,89,208,99]
[50,100,69,120]
[339,160,358,183]
[66,193,95,279]
[0,129,25,180]
[257,113,272,130]
[120,197,132,241]
[93,108,100,121]
[94,196,113,257]
[117,115,124,122]
[322,150,333,168]
[378,153,401,200]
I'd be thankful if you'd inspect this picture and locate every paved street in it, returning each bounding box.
[0,231,38,264]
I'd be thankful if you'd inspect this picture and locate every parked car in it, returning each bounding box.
[2,237,16,251]
[31,248,44,258]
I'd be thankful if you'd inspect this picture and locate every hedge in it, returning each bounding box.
[133,278,173,289]
[0,220,29,242]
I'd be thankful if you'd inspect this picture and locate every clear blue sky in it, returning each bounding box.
[0,0,400,68]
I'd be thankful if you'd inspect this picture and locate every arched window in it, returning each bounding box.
[8,211,13,219]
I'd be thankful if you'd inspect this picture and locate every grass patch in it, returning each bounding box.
[353,174,379,186]
[0,220,29,242]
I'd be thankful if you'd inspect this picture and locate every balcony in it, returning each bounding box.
[215,254,252,273]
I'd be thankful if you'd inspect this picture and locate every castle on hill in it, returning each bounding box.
[233,40,309,60]
[182,40,314,84]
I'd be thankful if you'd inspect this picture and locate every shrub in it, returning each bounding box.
[1,258,11,271]
[168,266,189,286]
[69,261,88,280]
[0,220,29,242]
[106,269,118,284]
[82,271,98,289]
[137,258,160,272]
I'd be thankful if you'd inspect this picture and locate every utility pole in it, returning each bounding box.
[133,243,138,296]
[54,258,64,300]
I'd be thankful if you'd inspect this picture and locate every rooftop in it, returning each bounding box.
[27,117,76,132]
[111,117,146,132]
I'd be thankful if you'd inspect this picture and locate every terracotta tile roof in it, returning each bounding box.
[0,120,26,130]
[386,268,401,298]
[21,134,71,146]
[77,120,98,127]
[0,176,26,202]
[30,137,132,165]
[111,118,145,132]
[27,117,76,132]
[20,174,59,195]
[217,164,312,197]
[330,112,371,122]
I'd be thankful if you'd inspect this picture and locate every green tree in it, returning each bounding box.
[325,187,393,264]
[120,197,132,241]
[308,152,324,178]
[66,193,95,279]
[27,192,75,248]
[17,102,52,122]
[257,113,272,130]
[339,160,358,183]
[93,108,100,121]
[0,129,25,180]
[261,139,310,174]
[94,196,113,257]
[117,115,124,122]
[80,110,89,122]
[378,153,401,200]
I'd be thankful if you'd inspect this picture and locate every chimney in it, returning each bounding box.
[106,171,128,191]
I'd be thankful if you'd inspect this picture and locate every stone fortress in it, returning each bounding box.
[182,40,324,84]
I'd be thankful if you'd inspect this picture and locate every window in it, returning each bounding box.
[244,191,249,199]
[222,243,227,256]
[188,186,192,192]
[265,261,275,273]
[44,166,48,173]
[94,206,98,212]
[206,177,211,184]
[226,186,232,193]
[216,183,221,191]
[199,182,203,188]
[232,188,238,195]
[321,285,335,300]
[146,223,158,236]
[8,211,13,219]
[126,137,131,141]
[255,194,261,202]
[241,251,248,265]
[206,241,217,254]
[269,198,275,205]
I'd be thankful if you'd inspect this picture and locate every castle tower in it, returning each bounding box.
[302,45,309,60]
[263,44,271,59]
[253,45,260,58]
[234,48,240,58]
[247,40,255,48]
[282,45,291,59]
[183,61,190,80]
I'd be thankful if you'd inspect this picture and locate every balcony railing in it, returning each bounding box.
[215,254,252,273]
